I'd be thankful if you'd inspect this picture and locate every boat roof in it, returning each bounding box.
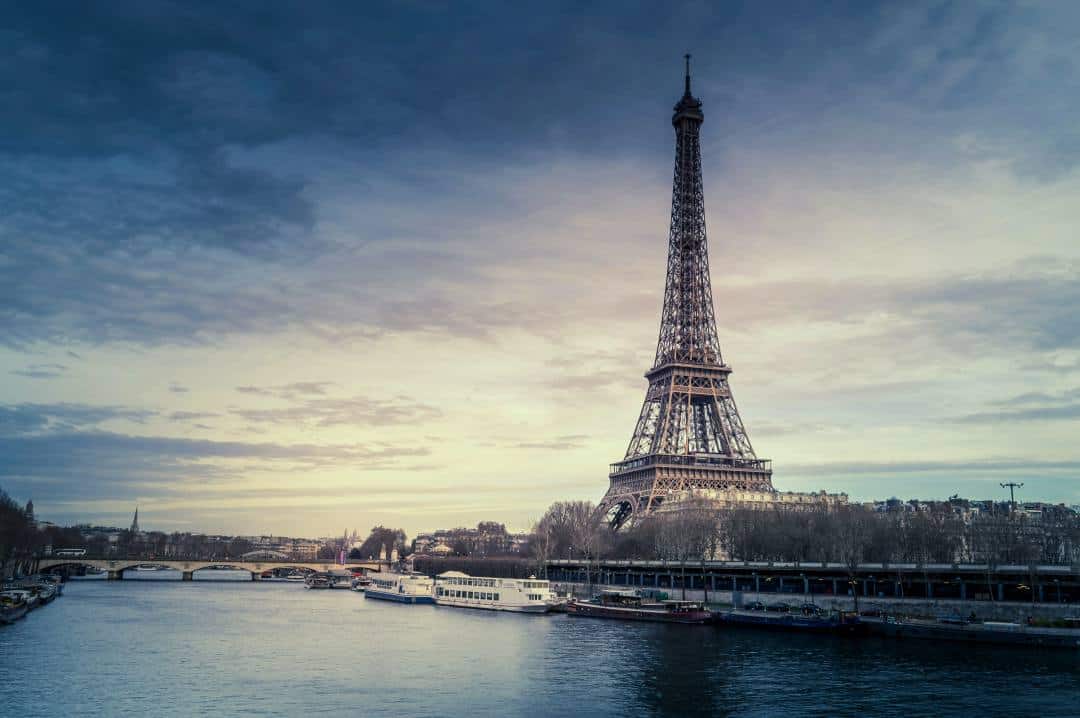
[437,571,471,578]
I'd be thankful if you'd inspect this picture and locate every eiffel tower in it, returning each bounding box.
[598,56,773,529]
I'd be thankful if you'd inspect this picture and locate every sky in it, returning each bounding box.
[2,1,1079,537]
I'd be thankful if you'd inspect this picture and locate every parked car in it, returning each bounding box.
[744,601,766,611]
[766,602,792,613]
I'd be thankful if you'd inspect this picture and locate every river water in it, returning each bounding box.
[1,574,1077,717]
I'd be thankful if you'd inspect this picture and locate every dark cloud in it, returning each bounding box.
[0,403,155,436]
[0,429,430,505]
[0,1,1073,352]
[168,383,190,393]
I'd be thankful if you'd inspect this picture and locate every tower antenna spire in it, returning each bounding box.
[684,53,692,95]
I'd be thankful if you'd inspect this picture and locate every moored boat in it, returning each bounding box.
[566,590,712,624]
[865,615,1080,649]
[434,572,553,613]
[364,572,435,604]
[327,571,353,589]
[351,576,373,592]
[1,589,37,611]
[304,574,332,589]
[0,592,31,624]
[714,605,864,634]
[40,575,64,596]
[23,583,56,606]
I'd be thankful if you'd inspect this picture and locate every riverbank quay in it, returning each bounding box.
[546,559,1080,606]
[553,582,1080,624]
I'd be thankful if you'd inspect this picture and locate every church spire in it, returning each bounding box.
[130,506,140,534]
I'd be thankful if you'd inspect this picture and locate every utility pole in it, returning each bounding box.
[1000,482,1024,511]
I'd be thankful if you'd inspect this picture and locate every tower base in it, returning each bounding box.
[598,454,772,529]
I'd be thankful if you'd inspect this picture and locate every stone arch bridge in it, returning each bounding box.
[34,557,388,581]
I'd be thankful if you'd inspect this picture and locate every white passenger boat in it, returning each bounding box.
[364,572,435,604]
[434,571,553,613]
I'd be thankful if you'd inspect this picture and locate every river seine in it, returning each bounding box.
[2,574,1077,716]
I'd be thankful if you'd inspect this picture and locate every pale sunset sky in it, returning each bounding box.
[2,2,1079,536]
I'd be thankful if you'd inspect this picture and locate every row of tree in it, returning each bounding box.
[530,500,1080,570]
[348,525,407,560]
[1,489,37,574]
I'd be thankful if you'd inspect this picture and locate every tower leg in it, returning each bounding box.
[182,571,194,581]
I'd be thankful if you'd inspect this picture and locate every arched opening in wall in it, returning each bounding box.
[187,564,258,581]
[118,563,183,580]
[38,561,104,579]
[605,501,636,531]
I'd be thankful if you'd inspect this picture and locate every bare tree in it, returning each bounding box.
[654,501,720,599]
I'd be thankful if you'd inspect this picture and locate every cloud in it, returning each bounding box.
[753,421,837,438]
[0,430,431,505]
[231,395,441,428]
[236,382,334,399]
[707,260,1080,358]
[511,434,590,450]
[10,363,67,379]
[785,458,1080,477]
[3,2,1080,529]
[952,404,1080,424]
[167,411,219,423]
[0,2,1070,354]
[990,389,1080,407]
[230,383,440,428]
[947,387,1080,424]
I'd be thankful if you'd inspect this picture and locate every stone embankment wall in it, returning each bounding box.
[554,582,1079,623]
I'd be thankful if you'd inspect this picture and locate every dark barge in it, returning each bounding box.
[566,590,712,624]
[714,606,865,634]
[865,616,1080,650]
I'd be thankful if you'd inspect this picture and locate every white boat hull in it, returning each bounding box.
[434,598,549,613]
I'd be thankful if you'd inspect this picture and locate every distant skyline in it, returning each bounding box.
[3,2,1080,536]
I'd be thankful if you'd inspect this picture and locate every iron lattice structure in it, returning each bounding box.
[598,58,773,529]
